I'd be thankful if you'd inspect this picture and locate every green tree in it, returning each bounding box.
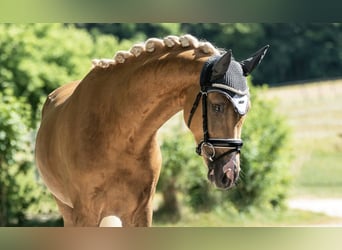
[156,130,186,222]
[254,23,342,84]
[76,23,181,42]
[156,117,212,221]
[0,24,135,225]
[78,23,342,85]
[0,23,126,123]
[0,90,39,225]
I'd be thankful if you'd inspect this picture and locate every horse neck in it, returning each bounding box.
[126,51,205,132]
[76,49,210,154]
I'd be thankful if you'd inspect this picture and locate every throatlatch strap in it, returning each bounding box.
[188,56,219,129]
[187,92,203,128]
[202,93,209,142]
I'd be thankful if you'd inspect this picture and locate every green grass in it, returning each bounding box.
[153,206,342,227]
[160,80,342,199]
[153,80,342,227]
[261,79,342,198]
[290,150,342,198]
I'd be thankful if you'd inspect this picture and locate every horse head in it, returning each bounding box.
[184,45,269,189]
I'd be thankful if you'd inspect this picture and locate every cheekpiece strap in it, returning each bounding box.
[188,55,246,161]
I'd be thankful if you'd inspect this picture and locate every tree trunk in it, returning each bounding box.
[159,180,181,222]
[0,161,8,226]
[0,189,7,226]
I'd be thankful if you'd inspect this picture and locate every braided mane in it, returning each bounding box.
[91,34,221,68]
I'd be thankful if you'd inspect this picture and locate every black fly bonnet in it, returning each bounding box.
[187,45,269,162]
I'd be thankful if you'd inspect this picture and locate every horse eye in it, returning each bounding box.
[212,104,224,113]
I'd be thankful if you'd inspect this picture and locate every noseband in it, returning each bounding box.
[187,56,249,162]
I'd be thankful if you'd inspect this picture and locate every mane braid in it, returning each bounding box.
[91,34,220,68]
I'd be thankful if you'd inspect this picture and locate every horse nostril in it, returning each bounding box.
[222,174,231,187]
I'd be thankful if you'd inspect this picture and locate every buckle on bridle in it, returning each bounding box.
[200,142,215,162]
[196,139,243,162]
[188,58,248,162]
[200,90,208,96]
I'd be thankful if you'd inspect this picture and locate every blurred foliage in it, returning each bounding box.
[77,23,342,85]
[0,90,55,226]
[225,84,292,210]
[1,23,332,225]
[75,23,181,42]
[0,23,125,123]
[156,130,188,222]
[157,124,220,222]
[156,82,292,220]
[0,23,135,225]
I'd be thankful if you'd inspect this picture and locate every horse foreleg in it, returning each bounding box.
[53,196,74,227]
[129,187,156,227]
[132,205,154,227]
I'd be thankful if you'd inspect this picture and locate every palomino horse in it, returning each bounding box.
[35,35,269,227]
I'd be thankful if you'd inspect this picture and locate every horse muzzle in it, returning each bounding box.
[207,152,240,190]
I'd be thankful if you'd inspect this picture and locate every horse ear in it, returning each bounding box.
[240,45,270,76]
[210,50,232,81]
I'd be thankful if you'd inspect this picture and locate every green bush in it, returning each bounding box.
[157,84,292,220]
[0,24,136,225]
[0,90,53,226]
[225,85,292,210]
[158,131,227,214]
[0,23,125,123]
[156,129,200,221]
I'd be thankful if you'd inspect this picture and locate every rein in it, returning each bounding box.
[187,56,248,162]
